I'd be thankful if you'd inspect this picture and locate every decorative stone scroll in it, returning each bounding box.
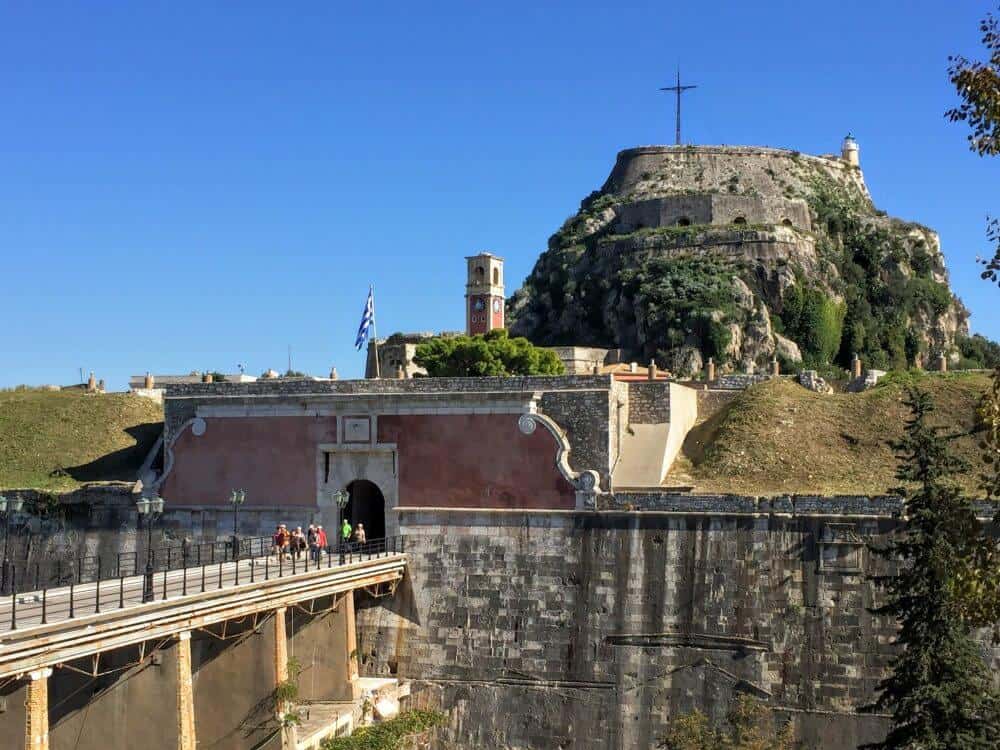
[516,412,602,509]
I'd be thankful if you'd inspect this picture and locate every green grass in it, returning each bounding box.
[673,372,992,496]
[0,389,164,491]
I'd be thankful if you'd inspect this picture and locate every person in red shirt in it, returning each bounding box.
[316,526,329,556]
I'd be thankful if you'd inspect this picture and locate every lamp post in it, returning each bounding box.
[332,489,349,564]
[136,495,165,603]
[229,489,246,560]
[0,495,24,595]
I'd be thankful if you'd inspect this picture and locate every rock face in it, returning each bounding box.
[508,145,969,376]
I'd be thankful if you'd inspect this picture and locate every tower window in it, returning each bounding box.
[475,266,485,285]
[492,267,500,285]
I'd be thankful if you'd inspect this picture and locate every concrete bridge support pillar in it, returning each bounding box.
[25,667,51,750]
[345,592,359,683]
[273,607,298,750]
[175,631,197,750]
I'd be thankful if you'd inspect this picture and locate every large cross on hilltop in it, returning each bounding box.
[659,69,697,145]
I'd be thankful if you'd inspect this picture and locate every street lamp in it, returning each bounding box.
[332,489,349,564]
[229,489,246,560]
[0,495,24,595]
[136,495,165,603]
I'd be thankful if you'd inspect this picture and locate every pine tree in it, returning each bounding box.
[862,388,1000,749]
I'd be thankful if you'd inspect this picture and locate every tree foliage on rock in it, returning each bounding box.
[413,329,565,377]
[621,256,737,366]
[659,695,793,750]
[861,388,1000,749]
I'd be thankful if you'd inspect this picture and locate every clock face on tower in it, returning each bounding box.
[473,298,485,312]
[492,298,501,313]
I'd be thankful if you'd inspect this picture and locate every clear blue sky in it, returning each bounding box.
[1,0,997,389]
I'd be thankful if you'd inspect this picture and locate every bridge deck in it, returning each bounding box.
[0,548,406,679]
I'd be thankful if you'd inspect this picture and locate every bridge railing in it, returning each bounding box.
[1,535,405,631]
[0,536,273,596]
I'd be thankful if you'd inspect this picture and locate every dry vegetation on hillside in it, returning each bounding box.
[672,373,992,496]
[0,390,164,491]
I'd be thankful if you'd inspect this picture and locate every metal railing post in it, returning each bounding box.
[95,577,101,614]
[201,563,206,593]
[10,570,16,630]
[182,563,188,596]
[120,576,125,608]
[69,582,74,619]
[162,569,167,599]
[40,587,46,625]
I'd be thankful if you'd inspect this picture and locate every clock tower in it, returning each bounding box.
[465,252,505,335]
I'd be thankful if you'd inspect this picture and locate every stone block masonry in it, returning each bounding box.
[626,381,671,424]
[357,503,1000,750]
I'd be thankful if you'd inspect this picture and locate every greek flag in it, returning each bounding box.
[354,286,375,351]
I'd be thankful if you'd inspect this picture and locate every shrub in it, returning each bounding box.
[322,710,445,750]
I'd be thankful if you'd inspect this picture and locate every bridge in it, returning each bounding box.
[0,538,407,750]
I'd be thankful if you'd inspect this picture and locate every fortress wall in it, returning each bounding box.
[614,195,812,233]
[355,502,999,749]
[626,381,671,424]
[604,145,870,203]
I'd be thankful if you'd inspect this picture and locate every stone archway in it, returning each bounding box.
[317,445,398,538]
[345,479,386,541]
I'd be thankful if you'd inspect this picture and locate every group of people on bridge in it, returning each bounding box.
[270,521,367,561]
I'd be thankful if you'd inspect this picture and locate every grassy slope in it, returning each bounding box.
[674,373,992,496]
[0,390,164,491]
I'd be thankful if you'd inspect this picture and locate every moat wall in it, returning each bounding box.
[356,502,999,750]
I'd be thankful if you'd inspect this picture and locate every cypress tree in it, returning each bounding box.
[862,388,1000,749]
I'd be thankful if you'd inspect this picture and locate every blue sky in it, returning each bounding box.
[1,0,997,389]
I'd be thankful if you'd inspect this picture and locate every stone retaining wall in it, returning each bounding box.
[357,503,1000,750]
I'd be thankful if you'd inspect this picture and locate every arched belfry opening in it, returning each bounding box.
[345,479,386,541]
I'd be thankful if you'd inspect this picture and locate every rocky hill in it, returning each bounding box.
[508,143,970,375]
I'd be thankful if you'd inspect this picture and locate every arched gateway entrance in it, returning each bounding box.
[345,479,386,541]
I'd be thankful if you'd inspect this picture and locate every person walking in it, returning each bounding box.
[291,526,306,559]
[271,524,284,557]
[307,524,320,562]
[340,518,352,548]
[316,525,328,558]
[353,522,367,549]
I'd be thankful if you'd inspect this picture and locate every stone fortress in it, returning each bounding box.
[32,137,984,750]
[147,146,997,746]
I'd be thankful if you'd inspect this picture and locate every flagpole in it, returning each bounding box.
[371,284,381,379]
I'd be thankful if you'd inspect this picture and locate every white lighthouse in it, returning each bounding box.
[841,133,860,167]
